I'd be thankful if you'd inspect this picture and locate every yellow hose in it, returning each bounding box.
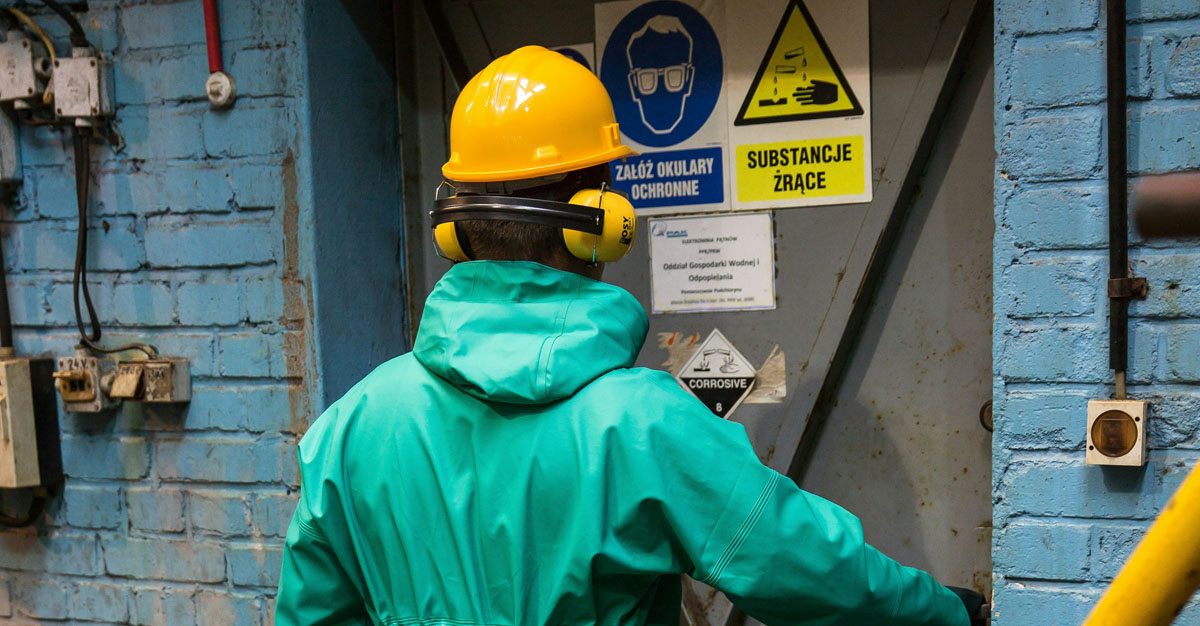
[5,7,57,104]
[1083,461,1200,626]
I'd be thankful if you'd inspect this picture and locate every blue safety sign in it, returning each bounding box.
[599,1,723,148]
[553,46,593,72]
[610,146,724,208]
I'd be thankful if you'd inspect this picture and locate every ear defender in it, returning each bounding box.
[562,189,636,263]
[433,221,471,262]
[430,185,637,264]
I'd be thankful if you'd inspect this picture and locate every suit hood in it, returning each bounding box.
[413,261,649,404]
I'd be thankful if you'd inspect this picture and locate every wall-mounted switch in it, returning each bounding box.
[112,359,190,403]
[54,348,118,413]
[109,362,142,400]
[141,359,189,403]
[1087,399,1149,467]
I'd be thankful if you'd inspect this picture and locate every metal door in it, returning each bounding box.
[396,1,994,622]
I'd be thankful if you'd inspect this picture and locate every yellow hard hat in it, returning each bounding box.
[442,45,637,183]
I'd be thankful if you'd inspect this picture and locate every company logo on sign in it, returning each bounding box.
[600,0,722,147]
[653,222,689,238]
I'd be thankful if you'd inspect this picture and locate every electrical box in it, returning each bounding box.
[0,108,20,184]
[1087,399,1149,467]
[50,48,113,122]
[0,32,50,106]
[0,357,61,489]
[110,359,190,403]
[54,349,119,413]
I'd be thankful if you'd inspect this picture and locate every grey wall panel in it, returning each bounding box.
[801,20,994,592]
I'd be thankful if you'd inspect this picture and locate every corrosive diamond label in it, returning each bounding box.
[676,329,756,419]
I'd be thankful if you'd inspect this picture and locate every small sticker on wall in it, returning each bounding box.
[660,332,786,407]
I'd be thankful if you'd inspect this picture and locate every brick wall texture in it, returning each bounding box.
[994,0,1200,623]
[0,1,311,624]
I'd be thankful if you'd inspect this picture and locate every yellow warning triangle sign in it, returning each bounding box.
[734,0,864,125]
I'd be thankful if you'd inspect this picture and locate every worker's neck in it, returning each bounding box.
[545,251,604,281]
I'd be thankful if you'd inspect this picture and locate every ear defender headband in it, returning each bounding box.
[430,183,637,264]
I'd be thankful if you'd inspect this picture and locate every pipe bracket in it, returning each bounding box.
[1108,277,1149,299]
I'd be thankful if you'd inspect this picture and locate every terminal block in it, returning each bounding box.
[50,47,113,124]
[110,358,190,403]
[0,31,51,107]
[54,349,119,413]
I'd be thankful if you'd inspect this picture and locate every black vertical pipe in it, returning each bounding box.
[1107,0,1128,375]
[0,235,13,349]
[420,0,472,90]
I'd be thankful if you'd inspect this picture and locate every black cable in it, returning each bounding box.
[36,0,89,48]
[70,127,157,358]
[71,128,99,343]
[0,494,46,528]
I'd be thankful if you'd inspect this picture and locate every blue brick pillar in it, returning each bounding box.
[994,0,1200,623]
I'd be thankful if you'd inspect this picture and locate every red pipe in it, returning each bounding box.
[203,0,222,74]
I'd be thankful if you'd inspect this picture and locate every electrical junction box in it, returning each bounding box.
[0,31,50,106]
[54,350,119,413]
[110,359,190,403]
[1087,399,1149,467]
[50,48,113,122]
[0,108,20,184]
[0,357,61,489]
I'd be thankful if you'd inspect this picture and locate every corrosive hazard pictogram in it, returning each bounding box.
[734,0,864,125]
[675,329,756,419]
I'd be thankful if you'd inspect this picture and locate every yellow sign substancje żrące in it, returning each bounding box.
[734,0,864,125]
[736,135,865,202]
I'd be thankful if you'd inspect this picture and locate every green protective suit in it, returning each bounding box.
[276,261,968,626]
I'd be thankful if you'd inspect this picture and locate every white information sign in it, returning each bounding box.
[648,212,776,314]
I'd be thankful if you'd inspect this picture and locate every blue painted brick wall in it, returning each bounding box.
[0,1,314,624]
[995,0,1200,623]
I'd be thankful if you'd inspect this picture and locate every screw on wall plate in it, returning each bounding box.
[89,59,95,67]
[21,41,28,49]
[55,107,62,114]
[53,60,59,67]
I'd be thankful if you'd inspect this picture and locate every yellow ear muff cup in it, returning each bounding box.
[562,189,636,263]
[433,221,470,262]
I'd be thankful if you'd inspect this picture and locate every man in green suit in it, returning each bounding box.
[276,45,978,626]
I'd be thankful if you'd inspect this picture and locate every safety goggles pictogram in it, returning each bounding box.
[628,63,693,95]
